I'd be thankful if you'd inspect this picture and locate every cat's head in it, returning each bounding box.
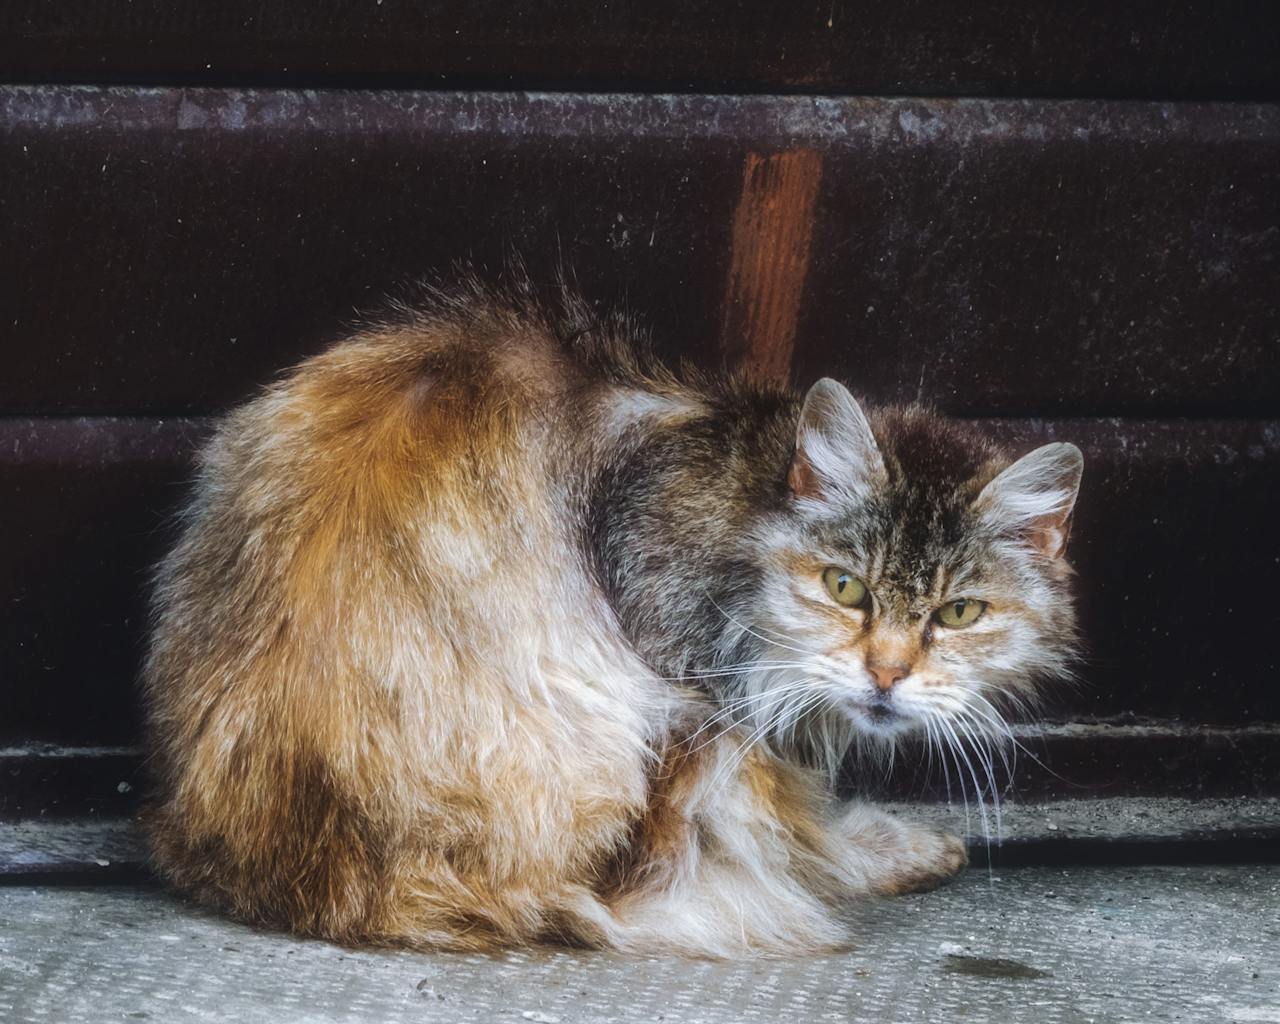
[722,378,1082,761]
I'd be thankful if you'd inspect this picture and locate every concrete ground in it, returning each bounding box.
[1,865,1277,1024]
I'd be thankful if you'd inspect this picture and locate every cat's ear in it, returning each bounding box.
[975,443,1083,558]
[788,378,886,506]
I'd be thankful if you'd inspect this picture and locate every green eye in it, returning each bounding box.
[935,599,988,628]
[822,567,868,608]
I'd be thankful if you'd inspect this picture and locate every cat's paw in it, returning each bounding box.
[872,828,968,896]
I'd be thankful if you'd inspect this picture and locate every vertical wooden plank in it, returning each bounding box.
[719,149,824,383]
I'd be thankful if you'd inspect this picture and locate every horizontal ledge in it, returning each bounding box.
[898,796,1280,844]
[0,744,141,759]
[7,722,1280,761]
[0,417,212,466]
[4,797,1279,883]
[3,87,1278,145]
[9,74,1277,107]
[3,723,1279,822]
[1012,722,1280,741]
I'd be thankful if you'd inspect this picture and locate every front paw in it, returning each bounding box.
[873,828,968,896]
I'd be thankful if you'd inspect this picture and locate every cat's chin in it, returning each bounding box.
[841,698,919,739]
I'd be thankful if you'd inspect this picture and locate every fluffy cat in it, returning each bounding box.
[142,280,1082,956]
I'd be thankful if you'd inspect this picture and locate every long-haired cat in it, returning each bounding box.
[142,278,1082,956]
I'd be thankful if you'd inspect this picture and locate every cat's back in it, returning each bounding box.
[142,298,672,943]
[152,299,611,683]
[214,301,579,510]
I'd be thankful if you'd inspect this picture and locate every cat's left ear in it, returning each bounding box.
[975,442,1084,558]
[788,378,886,507]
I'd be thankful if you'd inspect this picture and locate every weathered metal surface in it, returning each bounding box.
[4,416,1277,747]
[0,746,143,819]
[1,1,1277,99]
[2,868,1279,1023]
[1,87,1277,416]
[0,419,211,746]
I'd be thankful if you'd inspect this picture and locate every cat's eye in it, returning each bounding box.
[934,598,987,628]
[822,568,868,608]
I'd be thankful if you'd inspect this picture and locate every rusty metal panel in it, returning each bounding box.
[1,0,1277,99]
[1,87,1277,417]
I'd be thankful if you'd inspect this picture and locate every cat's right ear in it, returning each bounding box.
[788,378,886,507]
[974,442,1084,558]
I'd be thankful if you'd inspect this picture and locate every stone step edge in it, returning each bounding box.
[3,797,1277,883]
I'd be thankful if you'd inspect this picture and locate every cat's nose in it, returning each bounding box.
[867,663,909,691]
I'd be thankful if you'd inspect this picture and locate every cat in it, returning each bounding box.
[141,278,1082,957]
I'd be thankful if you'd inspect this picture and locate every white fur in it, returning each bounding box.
[976,442,1084,551]
[792,378,886,516]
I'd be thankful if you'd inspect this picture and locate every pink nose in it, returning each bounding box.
[867,663,909,692]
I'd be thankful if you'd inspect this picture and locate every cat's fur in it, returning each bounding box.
[142,280,1082,956]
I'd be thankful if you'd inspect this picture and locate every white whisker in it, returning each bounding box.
[653,660,814,682]
[681,679,815,755]
[952,712,1002,845]
[702,588,823,660]
[703,688,829,796]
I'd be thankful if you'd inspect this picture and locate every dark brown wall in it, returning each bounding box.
[3,1,1278,98]
[2,8,1277,801]
[6,91,1277,417]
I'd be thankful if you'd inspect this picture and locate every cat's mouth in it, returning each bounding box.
[844,693,915,735]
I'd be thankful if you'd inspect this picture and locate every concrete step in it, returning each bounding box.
[2,864,1277,1022]
[6,726,1280,822]
[4,797,1278,881]
[3,87,1276,418]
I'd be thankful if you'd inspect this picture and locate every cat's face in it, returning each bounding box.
[723,380,1082,758]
